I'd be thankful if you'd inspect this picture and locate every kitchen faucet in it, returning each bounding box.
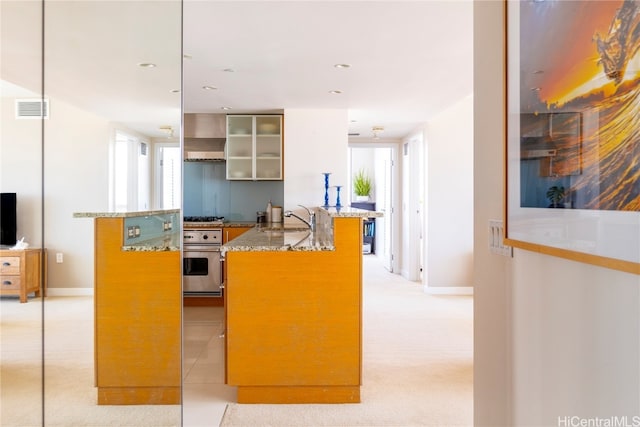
[284,204,316,232]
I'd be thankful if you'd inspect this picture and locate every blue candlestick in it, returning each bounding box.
[322,173,331,207]
[335,185,342,208]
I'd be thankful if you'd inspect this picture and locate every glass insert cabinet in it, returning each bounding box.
[226,115,283,180]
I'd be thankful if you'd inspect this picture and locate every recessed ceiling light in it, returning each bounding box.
[350,119,357,123]
[138,63,156,68]
[170,89,181,93]
[329,90,342,94]
[221,106,232,110]
[334,64,351,69]
[223,68,235,73]
[202,86,217,90]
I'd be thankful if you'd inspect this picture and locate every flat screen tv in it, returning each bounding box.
[0,193,17,246]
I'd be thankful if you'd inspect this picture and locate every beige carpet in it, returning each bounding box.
[0,295,180,427]
[0,256,472,427]
[219,256,473,426]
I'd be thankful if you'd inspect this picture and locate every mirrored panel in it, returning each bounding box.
[1,0,181,424]
[42,0,182,423]
[1,1,45,425]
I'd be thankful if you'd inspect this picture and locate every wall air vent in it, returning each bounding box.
[15,98,49,119]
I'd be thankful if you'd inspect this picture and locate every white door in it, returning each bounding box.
[402,137,422,281]
[374,147,394,272]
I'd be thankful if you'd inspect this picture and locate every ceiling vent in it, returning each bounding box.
[15,99,49,119]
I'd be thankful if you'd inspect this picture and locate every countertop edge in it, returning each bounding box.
[73,209,180,218]
[122,245,180,252]
[222,244,335,253]
[319,206,384,218]
[222,227,334,252]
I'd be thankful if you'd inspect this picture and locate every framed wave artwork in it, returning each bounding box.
[505,0,640,274]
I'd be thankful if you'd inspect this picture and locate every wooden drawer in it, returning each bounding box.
[1,276,21,290]
[0,257,20,275]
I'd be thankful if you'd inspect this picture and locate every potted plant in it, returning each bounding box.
[353,169,372,202]
[546,185,566,208]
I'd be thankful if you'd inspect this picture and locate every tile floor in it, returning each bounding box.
[182,304,235,426]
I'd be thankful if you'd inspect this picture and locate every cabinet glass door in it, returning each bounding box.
[226,116,253,180]
[255,116,282,180]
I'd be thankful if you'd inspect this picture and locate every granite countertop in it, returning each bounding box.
[222,225,334,253]
[184,221,256,229]
[73,209,180,218]
[319,206,384,218]
[224,221,257,227]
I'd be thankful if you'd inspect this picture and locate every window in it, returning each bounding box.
[109,130,150,211]
[155,144,181,209]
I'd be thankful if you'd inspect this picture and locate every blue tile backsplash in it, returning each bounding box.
[183,162,284,221]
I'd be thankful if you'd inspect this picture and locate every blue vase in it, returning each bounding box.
[322,173,331,207]
[335,185,342,208]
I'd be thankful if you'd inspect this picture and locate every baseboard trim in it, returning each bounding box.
[46,288,94,297]
[424,286,473,296]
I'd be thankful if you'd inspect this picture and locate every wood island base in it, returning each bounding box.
[237,385,360,404]
[225,214,366,405]
[98,386,180,405]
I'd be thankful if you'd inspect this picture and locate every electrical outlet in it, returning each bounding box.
[127,227,135,238]
[56,252,64,263]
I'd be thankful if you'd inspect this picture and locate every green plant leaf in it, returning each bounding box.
[353,169,372,196]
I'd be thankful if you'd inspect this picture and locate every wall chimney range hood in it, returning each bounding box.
[184,113,226,161]
[184,149,225,162]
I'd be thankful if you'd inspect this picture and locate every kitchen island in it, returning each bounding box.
[222,206,382,403]
[73,210,181,405]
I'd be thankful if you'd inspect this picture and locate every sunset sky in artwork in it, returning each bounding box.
[524,1,626,106]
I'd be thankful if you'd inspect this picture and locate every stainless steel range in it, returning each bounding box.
[183,228,223,297]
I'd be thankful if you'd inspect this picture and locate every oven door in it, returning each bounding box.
[183,246,222,296]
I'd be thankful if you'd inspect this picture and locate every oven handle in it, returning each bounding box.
[183,245,222,252]
[219,255,225,289]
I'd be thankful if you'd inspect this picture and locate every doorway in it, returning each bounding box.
[348,144,399,273]
[401,134,425,282]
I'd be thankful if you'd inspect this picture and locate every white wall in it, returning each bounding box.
[1,94,110,290]
[283,108,349,214]
[1,96,43,246]
[473,2,511,423]
[474,2,640,426]
[43,98,109,290]
[424,95,474,288]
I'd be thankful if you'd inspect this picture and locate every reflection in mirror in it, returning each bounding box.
[3,0,182,425]
[1,1,44,425]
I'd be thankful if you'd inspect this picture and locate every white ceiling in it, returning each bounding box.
[1,1,473,141]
